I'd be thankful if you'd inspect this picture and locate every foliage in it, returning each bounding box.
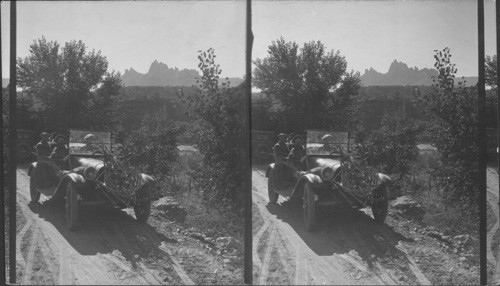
[17,37,121,133]
[119,108,182,180]
[179,48,246,212]
[253,38,360,134]
[87,71,122,130]
[486,55,497,89]
[355,105,421,177]
[414,47,479,207]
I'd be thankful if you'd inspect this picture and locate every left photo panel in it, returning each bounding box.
[2,1,247,284]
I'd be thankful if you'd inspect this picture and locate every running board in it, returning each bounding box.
[316,201,346,207]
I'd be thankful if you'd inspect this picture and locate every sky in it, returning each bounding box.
[1,0,497,82]
[253,0,496,77]
[1,1,247,79]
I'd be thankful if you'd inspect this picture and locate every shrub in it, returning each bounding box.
[414,47,479,208]
[180,48,246,213]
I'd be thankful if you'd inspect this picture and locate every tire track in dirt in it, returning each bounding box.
[16,168,196,285]
[258,224,277,285]
[252,217,270,270]
[22,223,41,285]
[16,218,34,268]
[252,165,433,285]
[253,185,354,285]
[487,167,499,267]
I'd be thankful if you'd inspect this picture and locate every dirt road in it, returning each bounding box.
[487,167,500,284]
[487,167,499,266]
[252,165,481,285]
[252,165,432,285]
[12,167,198,285]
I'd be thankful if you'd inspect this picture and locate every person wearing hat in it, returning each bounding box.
[79,133,101,155]
[317,133,341,155]
[273,133,289,163]
[50,134,69,160]
[35,132,52,161]
[288,135,306,171]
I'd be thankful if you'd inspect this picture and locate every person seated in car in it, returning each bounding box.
[50,134,70,170]
[317,134,341,154]
[35,132,52,161]
[51,135,69,160]
[273,133,289,163]
[288,135,306,171]
[79,133,102,155]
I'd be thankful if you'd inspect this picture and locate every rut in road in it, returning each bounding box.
[15,168,195,285]
[252,166,431,285]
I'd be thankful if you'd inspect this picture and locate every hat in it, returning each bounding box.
[277,133,287,138]
[54,134,67,143]
[83,134,97,143]
[40,132,49,139]
[291,135,303,143]
[321,134,334,143]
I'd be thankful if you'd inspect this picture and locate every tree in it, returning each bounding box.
[253,38,360,134]
[415,47,478,207]
[17,37,121,133]
[180,48,246,211]
[486,55,497,88]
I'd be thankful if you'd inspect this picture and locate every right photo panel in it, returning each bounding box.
[251,0,494,284]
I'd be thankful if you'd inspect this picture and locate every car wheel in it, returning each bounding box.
[134,186,151,223]
[268,171,279,204]
[29,175,41,203]
[372,185,388,223]
[66,183,79,230]
[303,183,316,231]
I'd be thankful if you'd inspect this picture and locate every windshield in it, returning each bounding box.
[306,130,348,155]
[69,129,111,156]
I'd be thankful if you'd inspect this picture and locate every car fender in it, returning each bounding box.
[28,162,37,176]
[52,173,87,200]
[290,173,323,200]
[266,163,275,178]
[377,173,391,184]
[137,173,154,190]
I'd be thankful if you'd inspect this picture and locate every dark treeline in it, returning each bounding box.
[252,85,497,139]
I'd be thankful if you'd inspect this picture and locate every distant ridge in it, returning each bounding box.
[360,60,478,86]
[121,60,244,87]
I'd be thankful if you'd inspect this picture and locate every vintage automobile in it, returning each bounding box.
[17,129,36,162]
[266,130,395,231]
[28,129,158,230]
[252,130,275,163]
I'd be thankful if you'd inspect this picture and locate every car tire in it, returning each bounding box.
[268,172,279,204]
[303,183,316,231]
[134,186,151,223]
[372,185,388,223]
[29,175,40,203]
[66,183,79,230]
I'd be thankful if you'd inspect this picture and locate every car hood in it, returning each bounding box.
[70,156,105,172]
[307,156,341,170]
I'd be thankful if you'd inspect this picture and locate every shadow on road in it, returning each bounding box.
[27,200,176,267]
[266,200,414,270]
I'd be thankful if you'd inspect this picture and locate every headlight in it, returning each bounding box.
[320,166,334,181]
[84,166,97,181]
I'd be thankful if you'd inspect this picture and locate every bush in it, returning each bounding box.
[415,47,479,209]
[119,112,182,180]
[180,48,246,214]
[355,105,421,178]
